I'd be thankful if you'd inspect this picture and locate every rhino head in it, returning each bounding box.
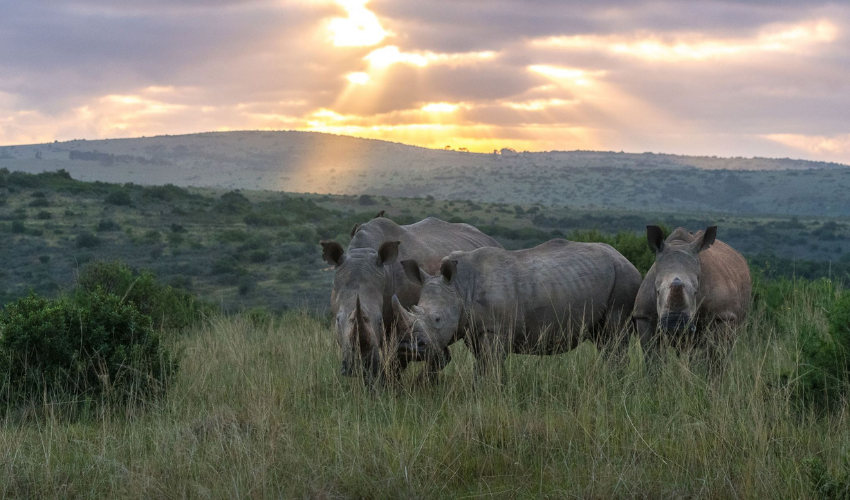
[647,225,716,335]
[320,239,400,379]
[393,258,463,360]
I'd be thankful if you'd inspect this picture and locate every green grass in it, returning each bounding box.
[2,281,849,498]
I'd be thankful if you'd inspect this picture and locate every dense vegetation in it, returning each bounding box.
[1,170,850,496]
[0,169,848,315]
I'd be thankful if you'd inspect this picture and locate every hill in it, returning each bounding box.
[0,169,848,313]
[2,131,849,217]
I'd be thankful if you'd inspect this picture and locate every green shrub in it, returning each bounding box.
[142,184,191,202]
[76,232,101,248]
[28,198,49,207]
[795,289,850,408]
[0,290,177,406]
[213,191,251,214]
[76,260,209,330]
[96,219,121,232]
[36,210,52,220]
[105,189,132,206]
[10,220,25,234]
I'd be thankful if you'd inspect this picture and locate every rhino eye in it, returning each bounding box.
[435,317,441,323]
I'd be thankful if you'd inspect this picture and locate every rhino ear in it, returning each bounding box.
[693,226,717,253]
[377,240,401,266]
[646,225,665,254]
[320,240,345,266]
[350,223,361,237]
[401,259,426,284]
[441,259,458,285]
[374,210,386,219]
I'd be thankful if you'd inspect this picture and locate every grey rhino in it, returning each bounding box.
[320,216,501,382]
[393,239,642,382]
[632,226,752,359]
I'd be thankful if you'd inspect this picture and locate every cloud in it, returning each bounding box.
[0,0,849,164]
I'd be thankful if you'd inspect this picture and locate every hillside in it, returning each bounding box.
[0,169,848,313]
[1,131,849,217]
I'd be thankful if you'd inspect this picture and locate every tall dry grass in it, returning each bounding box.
[1,281,849,498]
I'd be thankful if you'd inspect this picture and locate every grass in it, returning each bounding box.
[1,280,849,498]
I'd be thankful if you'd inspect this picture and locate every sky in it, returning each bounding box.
[1,0,849,163]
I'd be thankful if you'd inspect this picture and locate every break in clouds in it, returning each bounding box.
[1,0,849,162]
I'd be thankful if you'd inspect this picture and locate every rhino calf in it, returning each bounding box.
[394,239,642,382]
[633,226,752,363]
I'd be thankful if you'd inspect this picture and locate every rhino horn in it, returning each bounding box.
[354,295,370,350]
[392,294,415,331]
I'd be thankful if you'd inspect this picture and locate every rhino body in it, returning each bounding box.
[395,239,642,381]
[633,226,752,359]
[320,216,501,382]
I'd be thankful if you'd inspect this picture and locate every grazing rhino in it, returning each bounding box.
[393,239,642,382]
[320,216,501,382]
[632,226,752,360]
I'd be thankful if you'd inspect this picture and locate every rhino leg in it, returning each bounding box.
[635,316,662,365]
[705,314,738,378]
[468,329,507,385]
[415,347,452,386]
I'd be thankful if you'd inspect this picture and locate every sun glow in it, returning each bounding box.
[364,45,496,69]
[421,102,458,113]
[528,65,604,86]
[346,72,370,84]
[328,0,387,47]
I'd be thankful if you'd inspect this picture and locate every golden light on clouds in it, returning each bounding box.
[327,0,387,47]
[528,65,604,86]
[346,71,370,84]
[764,133,850,157]
[505,98,574,111]
[537,20,838,62]
[421,102,459,113]
[364,45,496,68]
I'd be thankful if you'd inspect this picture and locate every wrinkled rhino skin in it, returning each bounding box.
[320,216,501,383]
[396,239,642,382]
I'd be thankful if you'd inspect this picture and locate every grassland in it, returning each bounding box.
[1,169,849,315]
[1,279,848,498]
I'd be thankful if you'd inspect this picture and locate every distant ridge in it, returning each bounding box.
[1,130,849,216]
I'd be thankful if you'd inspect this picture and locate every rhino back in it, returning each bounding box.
[459,240,620,335]
[352,217,500,273]
[698,240,752,322]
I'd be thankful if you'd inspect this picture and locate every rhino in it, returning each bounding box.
[393,239,642,381]
[320,216,501,383]
[632,226,752,360]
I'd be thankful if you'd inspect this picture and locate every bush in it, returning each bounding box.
[76,232,101,248]
[105,189,132,206]
[36,210,52,220]
[358,194,377,206]
[76,260,209,330]
[96,219,121,232]
[213,191,251,214]
[794,290,850,407]
[0,290,177,406]
[10,221,25,234]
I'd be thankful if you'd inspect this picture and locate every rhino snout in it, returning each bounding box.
[660,311,693,334]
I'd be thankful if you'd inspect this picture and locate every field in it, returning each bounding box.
[2,279,849,498]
